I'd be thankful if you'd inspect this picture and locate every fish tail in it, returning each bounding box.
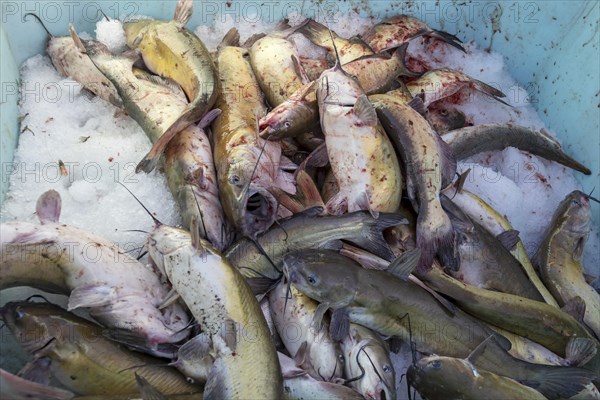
[520,365,596,399]
[297,19,331,47]
[416,205,458,273]
[392,44,421,78]
[352,212,408,261]
[471,79,508,100]
[429,29,466,52]
[360,27,377,49]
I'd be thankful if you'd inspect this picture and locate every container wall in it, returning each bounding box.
[1,1,599,225]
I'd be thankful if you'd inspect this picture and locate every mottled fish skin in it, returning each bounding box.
[212,46,287,238]
[80,37,230,251]
[299,57,330,81]
[269,280,344,381]
[406,68,507,108]
[317,60,402,216]
[535,191,600,337]
[249,36,305,107]
[123,0,219,172]
[298,19,374,64]
[147,224,282,400]
[441,124,591,175]
[407,355,547,400]
[341,44,419,95]
[283,250,597,399]
[0,193,189,357]
[362,14,465,53]
[45,26,122,108]
[342,324,396,400]
[0,368,75,400]
[0,302,198,396]
[370,94,457,272]
[258,81,320,140]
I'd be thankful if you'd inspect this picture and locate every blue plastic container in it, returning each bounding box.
[1,0,598,222]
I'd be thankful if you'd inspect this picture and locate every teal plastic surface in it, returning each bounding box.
[1,1,599,226]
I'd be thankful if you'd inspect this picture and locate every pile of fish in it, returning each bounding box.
[2,1,599,399]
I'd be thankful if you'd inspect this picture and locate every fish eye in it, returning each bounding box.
[571,199,581,206]
[229,174,241,185]
[439,109,448,116]
[307,273,319,285]
[14,308,25,321]
[430,360,441,369]
[382,364,391,373]
[284,121,291,128]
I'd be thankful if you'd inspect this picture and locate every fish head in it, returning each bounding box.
[0,302,62,355]
[259,101,315,140]
[123,20,151,48]
[551,190,593,257]
[147,225,192,277]
[558,190,592,235]
[409,355,473,391]
[282,250,360,304]
[351,340,396,400]
[425,106,466,133]
[219,155,279,237]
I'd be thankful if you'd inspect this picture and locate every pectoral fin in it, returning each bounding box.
[353,95,378,126]
[561,296,586,323]
[17,357,52,385]
[68,285,117,310]
[330,308,350,341]
[36,190,61,224]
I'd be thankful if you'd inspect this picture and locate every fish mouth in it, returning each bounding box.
[241,186,278,237]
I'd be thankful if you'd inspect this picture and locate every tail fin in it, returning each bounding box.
[297,19,331,48]
[415,204,458,273]
[392,43,421,78]
[470,79,511,106]
[429,29,466,53]
[351,212,408,261]
[520,365,596,399]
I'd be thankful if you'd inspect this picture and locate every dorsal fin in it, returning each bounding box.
[387,248,421,281]
[465,334,495,364]
[173,0,193,28]
[496,229,520,250]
